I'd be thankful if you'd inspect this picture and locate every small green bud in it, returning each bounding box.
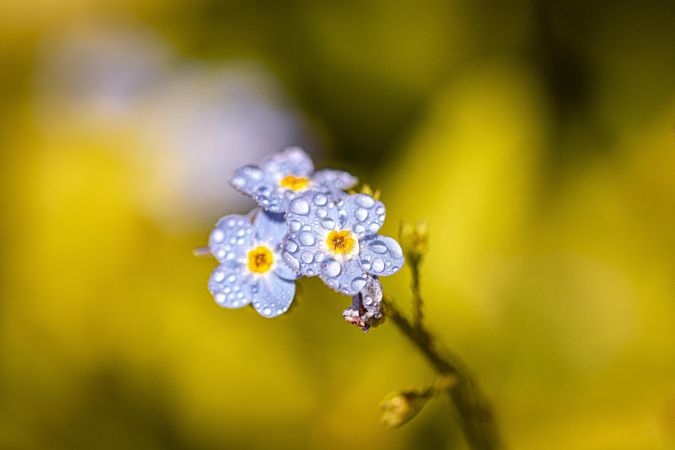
[379,390,431,428]
[399,220,429,259]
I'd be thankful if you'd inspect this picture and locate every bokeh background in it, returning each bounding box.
[1,1,674,449]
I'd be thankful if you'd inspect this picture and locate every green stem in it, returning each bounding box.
[410,255,424,328]
[383,296,503,450]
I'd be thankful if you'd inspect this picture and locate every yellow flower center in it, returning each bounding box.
[326,230,356,255]
[279,175,310,191]
[247,246,274,274]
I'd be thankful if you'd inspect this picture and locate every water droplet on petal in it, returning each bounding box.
[301,251,314,263]
[313,193,327,206]
[290,198,310,215]
[299,231,316,246]
[211,230,225,243]
[213,271,225,282]
[288,219,301,232]
[324,260,342,278]
[356,195,375,208]
[351,277,367,292]
[372,258,385,272]
[263,307,272,316]
[355,208,368,222]
[285,253,300,271]
[321,218,335,230]
[368,223,380,233]
[285,240,298,253]
[369,242,388,254]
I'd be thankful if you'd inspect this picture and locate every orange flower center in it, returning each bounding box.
[247,246,274,274]
[279,175,310,191]
[326,230,356,255]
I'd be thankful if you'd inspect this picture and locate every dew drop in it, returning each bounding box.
[372,258,385,272]
[288,219,301,232]
[211,229,225,243]
[324,260,342,278]
[263,307,272,316]
[213,271,225,282]
[356,195,375,208]
[369,242,388,254]
[298,231,316,246]
[243,167,264,180]
[368,222,380,233]
[290,198,310,215]
[351,277,367,292]
[285,254,300,271]
[313,193,327,206]
[285,240,298,253]
[321,218,335,230]
[355,208,368,222]
[215,293,226,304]
[301,251,314,263]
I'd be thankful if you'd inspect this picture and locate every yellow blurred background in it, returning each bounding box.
[1,1,674,449]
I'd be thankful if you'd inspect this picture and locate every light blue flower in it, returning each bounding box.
[230,147,358,213]
[208,209,298,317]
[282,191,404,296]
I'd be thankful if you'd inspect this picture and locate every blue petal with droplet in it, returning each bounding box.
[209,264,254,308]
[253,209,287,249]
[252,274,296,318]
[359,234,404,276]
[261,146,314,178]
[312,169,358,191]
[343,194,386,238]
[319,257,367,296]
[209,214,254,265]
[282,191,341,277]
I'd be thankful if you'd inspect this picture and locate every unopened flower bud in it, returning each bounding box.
[379,390,431,428]
[399,220,429,259]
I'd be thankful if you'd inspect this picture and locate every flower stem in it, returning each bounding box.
[382,296,503,450]
[410,254,424,328]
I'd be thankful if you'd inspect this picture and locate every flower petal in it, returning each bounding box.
[209,214,254,264]
[229,164,270,198]
[343,194,386,238]
[312,169,358,191]
[274,259,299,281]
[209,264,254,308]
[359,234,404,276]
[261,146,313,178]
[252,275,296,318]
[282,191,340,277]
[319,257,368,296]
[253,209,287,248]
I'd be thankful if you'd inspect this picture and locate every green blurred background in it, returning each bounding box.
[1,1,674,449]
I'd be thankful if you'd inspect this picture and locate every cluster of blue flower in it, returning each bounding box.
[207,147,404,330]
